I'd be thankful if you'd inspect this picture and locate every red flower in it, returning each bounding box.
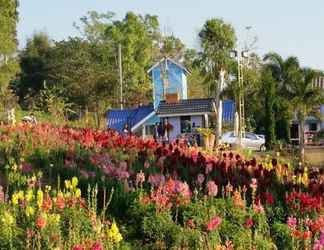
[36,216,47,230]
[244,218,254,229]
[303,231,312,240]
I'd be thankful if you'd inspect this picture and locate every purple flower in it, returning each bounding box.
[21,162,33,173]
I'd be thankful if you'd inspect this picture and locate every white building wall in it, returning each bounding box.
[191,115,203,128]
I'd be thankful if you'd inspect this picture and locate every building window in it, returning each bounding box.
[309,123,317,132]
[145,125,155,135]
[180,116,191,133]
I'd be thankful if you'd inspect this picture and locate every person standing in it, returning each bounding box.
[123,124,130,135]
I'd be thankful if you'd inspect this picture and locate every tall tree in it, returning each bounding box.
[287,68,324,162]
[199,18,236,145]
[0,0,19,110]
[263,52,300,143]
[15,32,52,106]
[76,11,160,106]
[262,67,276,149]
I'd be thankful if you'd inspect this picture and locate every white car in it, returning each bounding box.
[221,131,266,151]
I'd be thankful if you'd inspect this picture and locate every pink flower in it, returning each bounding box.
[148,174,165,187]
[197,174,205,186]
[207,181,218,197]
[144,161,150,169]
[90,241,103,250]
[287,217,297,229]
[0,186,4,203]
[253,202,264,214]
[206,216,222,231]
[136,171,145,186]
[250,178,258,190]
[313,230,324,250]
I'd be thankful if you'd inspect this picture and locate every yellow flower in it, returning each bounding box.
[45,185,51,193]
[107,221,123,243]
[25,206,34,217]
[37,189,43,208]
[71,177,78,188]
[12,193,19,205]
[48,214,60,224]
[301,172,309,186]
[25,189,34,202]
[1,212,14,226]
[17,190,24,200]
[75,188,81,198]
[65,180,71,190]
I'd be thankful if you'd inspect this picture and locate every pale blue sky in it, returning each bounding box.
[18,0,324,69]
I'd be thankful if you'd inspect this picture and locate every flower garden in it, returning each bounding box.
[0,124,323,250]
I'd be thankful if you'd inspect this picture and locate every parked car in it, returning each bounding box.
[221,131,266,151]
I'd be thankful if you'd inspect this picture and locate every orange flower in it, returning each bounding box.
[56,195,65,210]
[36,216,47,229]
[292,229,302,239]
[42,196,52,211]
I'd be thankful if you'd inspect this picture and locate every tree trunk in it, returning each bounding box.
[298,118,305,164]
[214,69,225,148]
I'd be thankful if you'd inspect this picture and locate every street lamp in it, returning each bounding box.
[230,49,249,146]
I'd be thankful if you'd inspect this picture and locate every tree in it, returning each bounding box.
[15,32,52,106]
[262,67,276,149]
[0,0,19,112]
[263,53,300,143]
[46,38,115,127]
[287,68,324,162]
[76,11,160,106]
[199,18,236,145]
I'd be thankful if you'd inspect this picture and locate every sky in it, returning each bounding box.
[17,0,324,69]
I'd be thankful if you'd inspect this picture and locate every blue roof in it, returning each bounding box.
[222,100,235,123]
[107,104,154,132]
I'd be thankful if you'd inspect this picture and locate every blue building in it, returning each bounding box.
[107,57,235,140]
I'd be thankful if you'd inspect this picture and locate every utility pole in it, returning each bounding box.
[118,43,123,110]
[231,49,248,147]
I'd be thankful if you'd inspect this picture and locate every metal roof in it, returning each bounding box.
[157,98,235,122]
[107,104,154,132]
[157,98,214,115]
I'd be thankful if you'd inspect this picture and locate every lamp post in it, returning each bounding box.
[230,49,249,146]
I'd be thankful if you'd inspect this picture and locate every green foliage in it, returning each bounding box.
[262,67,276,149]
[271,222,293,250]
[15,32,52,106]
[199,18,236,75]
[0,0,19,92]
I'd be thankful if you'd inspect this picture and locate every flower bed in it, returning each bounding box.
[0,124,323,249]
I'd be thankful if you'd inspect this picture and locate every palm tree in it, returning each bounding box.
[263,53,300,143]
[287,68,324,162]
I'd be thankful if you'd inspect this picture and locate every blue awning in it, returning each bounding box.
[107,104,154,132]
